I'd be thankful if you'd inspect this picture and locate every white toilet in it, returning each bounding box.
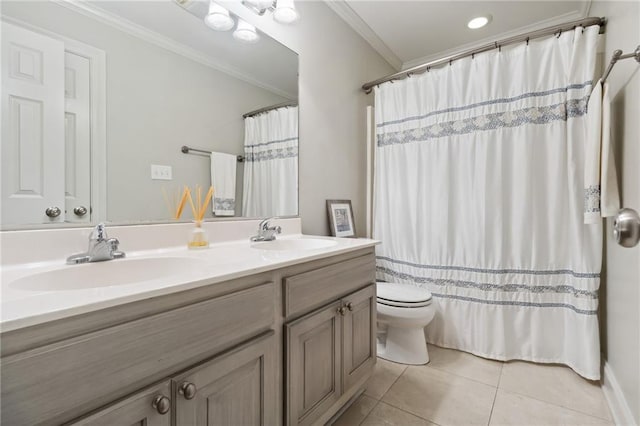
[376,282,436,365]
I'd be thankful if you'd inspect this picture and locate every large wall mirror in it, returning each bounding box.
[1,0,298,229]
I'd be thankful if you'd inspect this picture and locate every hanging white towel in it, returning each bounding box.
[584,79,620,224]
[210,152,237,216]
[600,83,620,216]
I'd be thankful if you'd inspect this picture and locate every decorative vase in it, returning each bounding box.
[188,220,209,249]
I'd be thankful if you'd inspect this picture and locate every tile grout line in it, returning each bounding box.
[356,399,380,426]
[486,363,504,426]
[377,365,446,426]
[497,388,615,423]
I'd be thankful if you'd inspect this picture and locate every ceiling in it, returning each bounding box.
[73,0,298,98]
[326,1,591,70]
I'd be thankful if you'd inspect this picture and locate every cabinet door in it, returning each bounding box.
[68,380,171,426]
[174,331,276,426]
[286,301,342,426]
[342,284,376,390]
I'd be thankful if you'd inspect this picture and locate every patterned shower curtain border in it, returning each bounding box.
[376,80,593,129]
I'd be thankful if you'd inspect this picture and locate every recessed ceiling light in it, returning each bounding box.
[468,16,491,29]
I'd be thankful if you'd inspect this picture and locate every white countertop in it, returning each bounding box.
[0,234,378,332]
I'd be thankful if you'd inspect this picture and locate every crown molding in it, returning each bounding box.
[51,0,296,99]
[402,6,593,70]
[323,0,402,71]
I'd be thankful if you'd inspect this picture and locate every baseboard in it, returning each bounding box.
[602,361,637,426]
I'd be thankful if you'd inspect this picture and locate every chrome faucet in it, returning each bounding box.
[66,223,126,265]
[250,217,282,242]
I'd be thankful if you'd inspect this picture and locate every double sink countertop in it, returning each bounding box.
[1,233,378,333]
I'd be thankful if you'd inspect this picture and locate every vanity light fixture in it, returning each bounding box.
[467,15,491,29]
[241,0,299,24]
[204,1,235,31]
[233,19,260,43]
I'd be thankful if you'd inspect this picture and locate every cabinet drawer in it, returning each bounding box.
[1,282,274,425]
[284,254,375,318]
[67,380,172,426]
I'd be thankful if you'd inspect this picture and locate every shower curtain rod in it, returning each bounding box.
[601,45,640,83]
[243,101,298,118]
[361,16,606,93]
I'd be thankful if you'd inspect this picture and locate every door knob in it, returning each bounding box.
[73,206,88,216]
[345,302,354,311]
[45,206,61,218]
[151,395,171,415]
[179,382,197,400]
[613,208,640,248]
[337,306,346,316]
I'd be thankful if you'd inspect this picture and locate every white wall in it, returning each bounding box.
[590,2,640,425]
[223,1,395,236]
[1,1,288,222]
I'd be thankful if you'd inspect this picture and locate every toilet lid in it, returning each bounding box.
[376,282,432,307]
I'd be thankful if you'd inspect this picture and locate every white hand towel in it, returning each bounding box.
[600,82,620,217]
[210,152,237,216]
[584,79,620,224]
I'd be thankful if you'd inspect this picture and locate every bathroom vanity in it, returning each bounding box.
[0,222,377,426]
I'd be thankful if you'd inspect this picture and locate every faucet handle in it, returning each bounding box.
[259,217,278,230]
[90,223,107,241]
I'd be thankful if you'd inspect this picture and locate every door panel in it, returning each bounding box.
[286,301,342,426]
[342,284,376,390]
[64,52,91,223]
[174,331,276,426]
[1,22,65,225]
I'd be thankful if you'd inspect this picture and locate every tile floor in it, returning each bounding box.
[333,344,613,426]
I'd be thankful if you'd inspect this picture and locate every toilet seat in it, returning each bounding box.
[376,282,432,308]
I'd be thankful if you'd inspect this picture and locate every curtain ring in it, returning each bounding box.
[556,29,562,38]
[526,37,529,46]
[426,66,430,72]
[471,53,475,59]
[494,41,498,49]
[498,44,501,52]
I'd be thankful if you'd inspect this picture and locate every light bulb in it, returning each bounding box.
[233,19,260,43]
[273,0,298,24]
[204,1,234,31]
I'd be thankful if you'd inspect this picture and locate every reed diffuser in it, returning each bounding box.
[186,185,214,249]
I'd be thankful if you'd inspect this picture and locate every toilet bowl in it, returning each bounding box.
[376,282,436,365]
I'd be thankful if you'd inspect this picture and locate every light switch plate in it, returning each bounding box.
[151,164,172,180]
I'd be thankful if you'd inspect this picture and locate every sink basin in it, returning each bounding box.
[251,238,338,251]
[10,257,206,292]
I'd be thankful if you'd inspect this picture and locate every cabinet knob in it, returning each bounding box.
[73,206,88,216]
[345,302,354,311]
[179,382,197,400]
[152,395,171,415]
[45,206,61,218]
[337,306,346,316]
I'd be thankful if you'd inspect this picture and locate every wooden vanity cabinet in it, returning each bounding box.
[285,284,376,426]
[69,332,276,426]
[1,247,377,426]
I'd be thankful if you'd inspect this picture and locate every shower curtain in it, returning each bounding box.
[374,26,603,379]
[242,106,298,217]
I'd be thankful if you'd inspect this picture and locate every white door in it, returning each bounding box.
[64,52,91,224]
[1,22,65,225]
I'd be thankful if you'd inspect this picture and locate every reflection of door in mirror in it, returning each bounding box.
[1,22,66,225]
[1,21,104,228]
[64,52,91,224]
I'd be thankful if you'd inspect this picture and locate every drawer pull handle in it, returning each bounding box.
[152,395,171,415]
[337,306,346,316]
[179,382,197,400]
[345,302,353,311]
